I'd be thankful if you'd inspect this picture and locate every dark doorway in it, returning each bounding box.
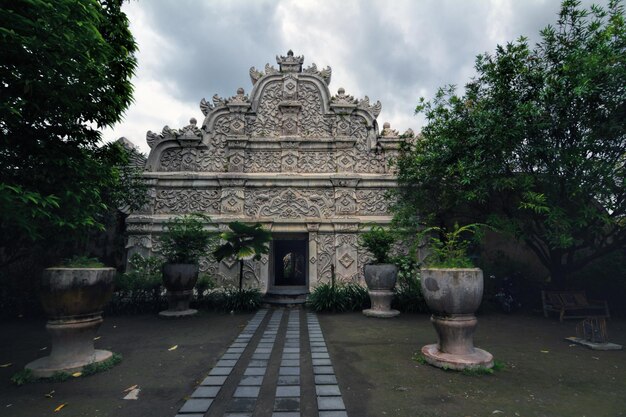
[273,239,307,286]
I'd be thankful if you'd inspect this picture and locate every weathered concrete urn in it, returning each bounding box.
[420,268,493,370]
[26,268,115,377]
[159,263,199,317]
[362,264,400,318]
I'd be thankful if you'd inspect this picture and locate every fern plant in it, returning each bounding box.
[418,223,491,268]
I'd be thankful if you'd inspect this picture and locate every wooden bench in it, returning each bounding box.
[541,290,610,322]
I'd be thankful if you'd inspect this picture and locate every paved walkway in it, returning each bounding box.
[175,308,349,417]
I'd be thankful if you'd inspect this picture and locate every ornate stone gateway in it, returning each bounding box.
[126,51,411,300]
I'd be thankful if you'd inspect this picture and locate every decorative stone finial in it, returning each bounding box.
[276,50,304,73]
[338,87,345,95]
[189,118,197,125]
[237,87,245,95]
[381,122,399,137]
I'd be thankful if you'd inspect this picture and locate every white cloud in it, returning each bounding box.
[103,0,592,155]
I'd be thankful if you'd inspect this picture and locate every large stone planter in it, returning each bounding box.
[159,263,199,317]
[420,268,493,370]
[362,264,400,318]
[26,268,115,378]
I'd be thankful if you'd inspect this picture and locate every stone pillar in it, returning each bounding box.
[307,223,320,291]
[334,223,359,282]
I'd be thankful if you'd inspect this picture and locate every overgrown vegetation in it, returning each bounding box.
[392,255,427,313]
[394,0,626,287]
[213,222,271,290]
[307,281,369,313]
[0,0,144,268]
[108,254,165,314]
[412,354,506,375]
[160,214,217,264]
[358,225,396,264]
[10,353,122,385]
[209,287,262,312]
[56,256,106,268]
[417,223,488,268]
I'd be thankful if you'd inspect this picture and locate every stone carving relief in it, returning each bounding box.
[245,151,281,173]
[303,63,332,85]
[251,82,283,137]
[298,81,331,137]
[126,235,152,249]
[335,233,358,282]
[155,189,220,214]
[357,248,375,283]
[135,51,406,291]
[159,149,182,171]
[220,189,245,215]
[335,189,357,216]
[317,233,335,284]
[180,149,197,171]
[245,188,334,219]
[298,152,335,173]
[242,260,262,288]
[356,188,391,216]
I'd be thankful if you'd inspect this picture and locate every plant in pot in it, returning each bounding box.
[358,224,400,318]
[159,213,216,317]
[25,256,116,378]
[418,223,494,370]
[213,221,271,292]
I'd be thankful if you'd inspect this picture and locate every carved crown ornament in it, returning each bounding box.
[142,50,415,175]
[146,118,203,149]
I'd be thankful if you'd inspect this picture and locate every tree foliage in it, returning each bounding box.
[395,0,626,286]
[213,222,271,291]
[0,0,139,265]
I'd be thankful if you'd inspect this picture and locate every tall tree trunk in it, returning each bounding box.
[238,260,243,292]
[549,263,568,289]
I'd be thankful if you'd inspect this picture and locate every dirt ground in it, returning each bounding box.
[320,312,626,417]
[0,310,624,417]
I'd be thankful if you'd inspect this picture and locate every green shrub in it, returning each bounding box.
[82,353,122,376]
[392,254,427,313]
[342,282,370,311]
[358,225,396,264]
[161,214,217,264]
[307,281,370,313]
[10,369,35,386]
[107,254,165,314]
[57,255,105,268]
[209,287,262,312]
[196,273,216,295]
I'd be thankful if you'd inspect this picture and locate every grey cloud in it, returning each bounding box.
[124,0,605,134]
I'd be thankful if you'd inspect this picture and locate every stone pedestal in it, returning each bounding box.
[160,263,198,317]
[26,316,112,377]
[420,268,493,370]
[363,289,399,318]
[159,288,197,317]
[421,314,493,370]
[25,267,116,378]
[363,264,399,318]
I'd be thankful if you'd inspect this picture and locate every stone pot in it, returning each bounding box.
[362,264,400,318]
[26,268,115,378]
[420,268,493,370]
[159,263,199,317]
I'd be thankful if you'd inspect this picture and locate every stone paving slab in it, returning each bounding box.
[174,308,349,416]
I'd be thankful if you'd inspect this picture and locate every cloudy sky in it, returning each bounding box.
[103,0,595,155]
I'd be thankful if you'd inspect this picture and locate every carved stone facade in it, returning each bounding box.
[127,51,413,295]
